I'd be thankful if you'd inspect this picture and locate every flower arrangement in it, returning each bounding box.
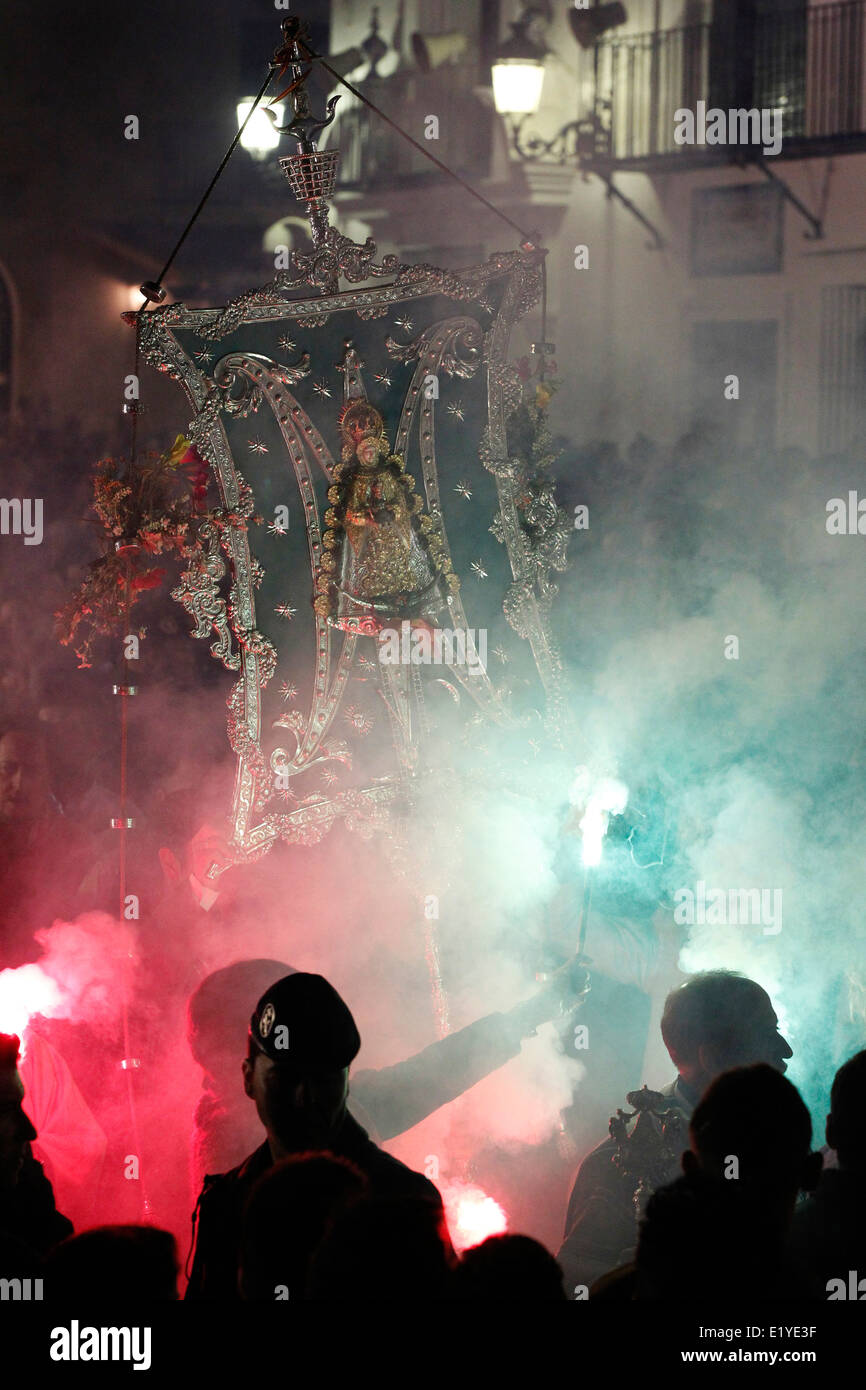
[56,435,219,668]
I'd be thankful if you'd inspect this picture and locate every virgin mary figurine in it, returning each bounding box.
[315,349,458,634]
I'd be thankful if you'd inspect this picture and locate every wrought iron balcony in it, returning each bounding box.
[586,0,866,170]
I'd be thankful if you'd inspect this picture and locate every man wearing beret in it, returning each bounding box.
[186,955,592,1189]
[185,972,445,1299]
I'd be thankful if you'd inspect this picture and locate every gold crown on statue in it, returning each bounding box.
[338,401,391,462]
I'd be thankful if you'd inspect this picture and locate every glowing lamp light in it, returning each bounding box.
[491,59,546,116]
[491,14,547,117]
[0,964,63,1055]
[443,1181,508,1253]
[237,99,285,158]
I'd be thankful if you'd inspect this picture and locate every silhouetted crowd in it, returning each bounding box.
[2,968,865,1301]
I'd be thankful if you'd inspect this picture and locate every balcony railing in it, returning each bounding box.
[323,65,494,190]
[589,0,866,168]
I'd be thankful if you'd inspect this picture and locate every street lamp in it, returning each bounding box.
[492,1,630,139]
[491,2,662,249]
[491,6,550,118]
[237,98,287,159]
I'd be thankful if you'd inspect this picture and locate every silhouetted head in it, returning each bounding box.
[242,973,361,1155]
[661,971,792,1097]
[452,1234,566,1300]
[306,1196,456,1300]
[684,1063,821,1215]
[0,1033,37,1190]
[636,1067,818,1299]
[45,1225,179,1299]
[826,1049,866,1172]
[187,959,295,1077]
[239,1153,368,1301]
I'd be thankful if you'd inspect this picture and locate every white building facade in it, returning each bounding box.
[325,0,866,456]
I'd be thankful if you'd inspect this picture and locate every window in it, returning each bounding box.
[691,183,784,276]
[819,285,866,456]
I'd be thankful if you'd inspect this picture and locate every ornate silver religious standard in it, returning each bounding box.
[133,17,571,867]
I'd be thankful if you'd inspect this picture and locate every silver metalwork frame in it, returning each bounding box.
[135,245,568,862]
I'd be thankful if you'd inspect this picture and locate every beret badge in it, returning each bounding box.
[259,1002,276,1039]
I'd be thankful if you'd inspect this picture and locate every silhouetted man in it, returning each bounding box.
[452,1233,567,1301]
[45,1225,180,1300]
[305,1195,456,1302]
[239,1153,368,1301]
[557,970,793,1294]
[632,1064,820,1299]
[789,1048,866,1296]
[185,973,445,1299]
[0,1032,72,1272]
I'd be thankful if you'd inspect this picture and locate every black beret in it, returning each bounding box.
[249,973,361,1070]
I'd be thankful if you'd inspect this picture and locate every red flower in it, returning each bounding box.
[116,568,165,592]
[132,568,166,592]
